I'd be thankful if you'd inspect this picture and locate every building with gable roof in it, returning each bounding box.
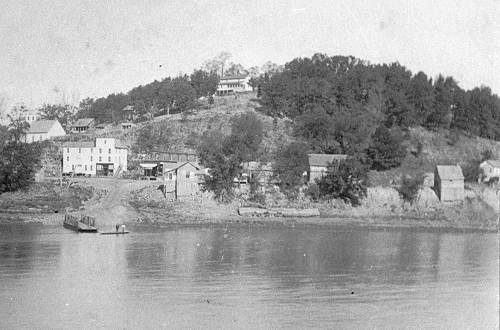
[434,165,464,201]
[479,160,500,183]
[24,119,66,143]
[216,75,252,95]
[307,153,348,183]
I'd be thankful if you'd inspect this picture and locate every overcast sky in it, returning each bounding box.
[0,0,498,109]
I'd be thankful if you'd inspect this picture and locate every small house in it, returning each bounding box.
[434,165,464,202]
[241,161,274,185]
[24,120,66,143]
[122,105,135,121]
[161,162,200,199]
[479,160,500,183]
[307,154,348,184]
[71,118,95,133]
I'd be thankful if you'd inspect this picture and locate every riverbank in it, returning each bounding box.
[0,179,498,232]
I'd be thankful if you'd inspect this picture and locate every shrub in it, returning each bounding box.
[306,183,320,202]
[398,174,424,203]
[317,158,369,206]
[461,159,481,182]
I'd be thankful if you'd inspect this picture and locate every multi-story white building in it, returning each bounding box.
[62,138,128,176]
[216,75,252,95]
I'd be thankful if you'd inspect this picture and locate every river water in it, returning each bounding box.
[0,224,497,329]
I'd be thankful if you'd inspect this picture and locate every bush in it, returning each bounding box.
[306,183,320,202]
[398,174,424,203]
[317,158,369,206]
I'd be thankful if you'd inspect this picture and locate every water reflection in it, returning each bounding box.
[0,225,497,329]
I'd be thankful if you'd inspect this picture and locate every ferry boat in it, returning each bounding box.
[63,214,98,233]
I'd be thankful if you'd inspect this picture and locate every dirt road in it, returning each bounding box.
[75,178,154,230]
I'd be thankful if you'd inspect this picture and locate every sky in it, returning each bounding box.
[0,0,499,111]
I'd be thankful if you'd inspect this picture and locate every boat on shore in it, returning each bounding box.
[63,214,98,233]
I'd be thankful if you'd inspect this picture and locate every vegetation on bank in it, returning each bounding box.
[1,53,499,212]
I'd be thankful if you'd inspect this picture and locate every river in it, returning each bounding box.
[0,224,498,329]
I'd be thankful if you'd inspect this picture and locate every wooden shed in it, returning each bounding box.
[161,162,200,199]
[434,165,464,202]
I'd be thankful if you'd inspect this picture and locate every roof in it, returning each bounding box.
[436,165,464,180]
[122,105,134,111]
[483,160,500,168]
[63,141,95,148]
[308,154,348,167]
[220,75,248,81]
[164,162,200,172]
[72,118,95,127]
[244,161,273,171]
[27,120,60,134]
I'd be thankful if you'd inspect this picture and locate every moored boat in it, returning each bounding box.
[63,214,98,233]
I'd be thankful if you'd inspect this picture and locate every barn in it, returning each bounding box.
[434,165,464,202]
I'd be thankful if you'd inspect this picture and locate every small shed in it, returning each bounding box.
[71,118,95,133]
[307,154,348,183]
[479,160,500,183]
[434,165,464,202]
[161,162,200,199]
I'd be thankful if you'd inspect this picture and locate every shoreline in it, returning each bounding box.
[2,211,496,233]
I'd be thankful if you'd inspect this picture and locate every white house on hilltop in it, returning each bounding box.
[62,138,127,176]
[216,75,252,95]
[24,120,66,143]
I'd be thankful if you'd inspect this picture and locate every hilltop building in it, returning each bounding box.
[24,120,66,143]
[22,111,39,124]
[71,118,95,133]
[307,154,348,183]
[479,160,500,183]
[434,165,464,202]
[62,138,127,176]
[216,75,252,95]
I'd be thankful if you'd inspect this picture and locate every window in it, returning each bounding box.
[186,171,190,178]
[90,156,93,162]
[67,148,69,153]
[99,157,101,162]
[104,140,106,144]
[91,148,93,153]
[168,173,173,180]
[108,148,111,154]
[67,156,69,161]
[72,165,74,171]
[90,165,93,171]
[78,148,81,153]
[99,148,102,154]
[108,156,111,162]
[85,165,87,171]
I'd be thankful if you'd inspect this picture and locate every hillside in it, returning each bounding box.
[42,92,500,187]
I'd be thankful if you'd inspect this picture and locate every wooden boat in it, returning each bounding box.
[100,231,130,235]
[63,214,98,233]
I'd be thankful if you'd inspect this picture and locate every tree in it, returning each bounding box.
[224,63,248,76]
[272,142,309,195]
[294,106,337,153]
[317,158,368,206]
[425,75,455,129]
[367,125,406,170]
[203,51,232,76]
[38,103,76,131]
[226,112,264,162]
[0,141,43,193]
[398,174,424,203]
[190,69,219,97]
[197,130,240,202]
[158,76,197,114]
